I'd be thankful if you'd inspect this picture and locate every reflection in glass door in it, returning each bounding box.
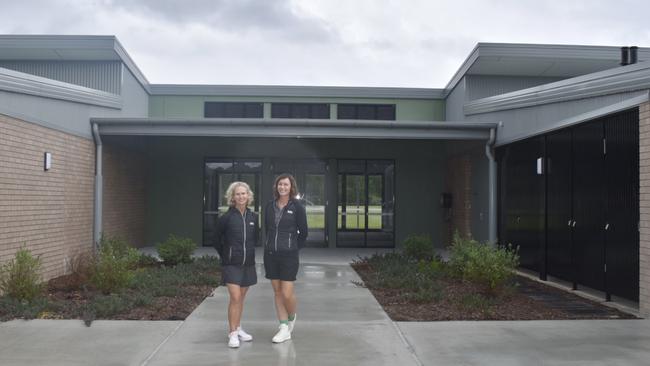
[337,160,394,248]
[203,159,262,247]
[272,159,327,247]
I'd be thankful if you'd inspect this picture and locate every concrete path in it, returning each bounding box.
[398,320,650,366]
[1,248,650,365]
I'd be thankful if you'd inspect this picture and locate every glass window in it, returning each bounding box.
[336,104,396,120]
[204,102,263,118]
[271,103,330,119]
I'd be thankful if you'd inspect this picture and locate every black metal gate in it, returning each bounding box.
[497,137,545,272]
[572,120,606,292]
[497,108,640,302]
[545,129,573,282]
[604,111,640,301]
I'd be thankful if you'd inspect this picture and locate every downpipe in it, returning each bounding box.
[92,123,103,251]
[485,127,497,244]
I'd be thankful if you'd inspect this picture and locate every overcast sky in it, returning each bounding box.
[1,0,649,88]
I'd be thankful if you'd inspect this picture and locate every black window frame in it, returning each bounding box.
[271,103,330,119]
[204,102,263,118]
[337,104,396,120]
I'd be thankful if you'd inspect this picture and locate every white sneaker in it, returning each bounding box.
[237,326,253,342]
[272,324,291,343]
[288,314,297,333]
[228,331,240,348]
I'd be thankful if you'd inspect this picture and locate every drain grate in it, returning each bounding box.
[517,279,620,318]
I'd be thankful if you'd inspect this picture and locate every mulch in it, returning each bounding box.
[39,272,216,321]
[351,263,637,321]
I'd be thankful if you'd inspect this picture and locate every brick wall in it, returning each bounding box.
[101,143,148,247]
[443,155,472,245]
[639,101,650,317]
[0,114,94,281]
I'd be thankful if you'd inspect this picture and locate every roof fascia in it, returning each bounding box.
[149,84,445,99]
[91,118,497,140]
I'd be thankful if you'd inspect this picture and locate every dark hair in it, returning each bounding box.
[273,174,299,200]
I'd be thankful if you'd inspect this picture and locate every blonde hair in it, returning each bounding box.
[224,181,254,207]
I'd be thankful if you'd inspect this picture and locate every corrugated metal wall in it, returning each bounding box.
[0,61,122,94]
[444,77,466,121]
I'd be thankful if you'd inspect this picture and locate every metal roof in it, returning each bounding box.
[443,43,650,96]
[0,35,150,92]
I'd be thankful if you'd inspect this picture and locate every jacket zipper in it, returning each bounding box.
[229,247,232,262]
[274,203,285,252]
[288,233,292,248]
[241,211,247,266]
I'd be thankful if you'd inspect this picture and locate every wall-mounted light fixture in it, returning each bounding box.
[44,152,52,171]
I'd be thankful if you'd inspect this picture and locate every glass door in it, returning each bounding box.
[337,160,394,248]
[203,159,262,247]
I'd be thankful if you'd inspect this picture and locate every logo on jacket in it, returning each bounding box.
[249,222,255,226]
[287,210,294,214]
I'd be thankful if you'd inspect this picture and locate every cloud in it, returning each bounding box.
[106,0,338,43]
[1,0,650,87]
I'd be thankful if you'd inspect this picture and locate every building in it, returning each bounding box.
[1,35,648,317]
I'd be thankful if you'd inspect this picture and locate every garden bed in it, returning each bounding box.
[352,255,636,321]
[0,256,220,324]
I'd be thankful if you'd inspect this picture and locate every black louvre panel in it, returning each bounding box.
[501,137,545,272]
[605,109,640,301]
[572,120,606,291]
[545,129,573,282]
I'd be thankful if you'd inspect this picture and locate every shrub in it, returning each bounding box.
[90,236,140,294]
[403,234,434,261]
[459,293,495,313]
[0,248,43,301]
[156,235,196,266]
[89,294,130,318]
[68,251,95,284]
[356,253,444,295]
[448,232,519,292]
[0,296,51,321]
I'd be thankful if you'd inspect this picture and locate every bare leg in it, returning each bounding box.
[280,281,296,316]
[227,284,243,332]
[238,286,249,327]
[271,279,288,320]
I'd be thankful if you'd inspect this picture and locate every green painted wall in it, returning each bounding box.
[149,95,444,121]
[142,136,445,248]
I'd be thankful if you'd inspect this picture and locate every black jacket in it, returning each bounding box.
[214,207,258,266]
[263,199,308,254]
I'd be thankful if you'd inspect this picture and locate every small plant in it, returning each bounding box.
[449,231,519,292]
[90,236,140,294]
[0,247,43,301]
[403,234,434,261]
[156,235,196,266]
[458,293,495,313]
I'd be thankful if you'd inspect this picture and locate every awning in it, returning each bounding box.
[91,118,498,140]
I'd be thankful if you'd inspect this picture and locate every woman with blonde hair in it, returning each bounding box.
[263,174,308,343]
[214,181,258,348]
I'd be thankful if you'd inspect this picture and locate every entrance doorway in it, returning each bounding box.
[337,160,395,247]
[272,159,328,247]
[203,159,262,247]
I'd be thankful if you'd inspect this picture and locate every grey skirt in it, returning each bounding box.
[221,264,257,287]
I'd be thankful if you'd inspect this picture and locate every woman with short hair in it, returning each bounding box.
[263,174,308,343]
[214,181,258,348]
